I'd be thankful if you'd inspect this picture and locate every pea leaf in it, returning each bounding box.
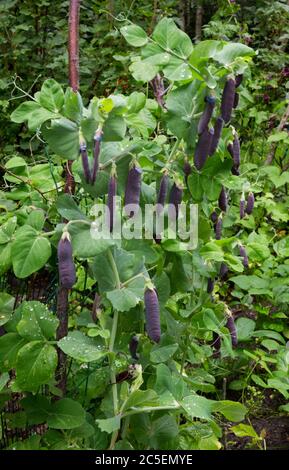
[57,331,107,363]
[15,341,57,391]
[11,101,57,131]
[17,301,58,340]
[0,292,14,326]
[120,24,148,47]
[11,225,51,278]
[47,399,86,430]
[39,79,65,113]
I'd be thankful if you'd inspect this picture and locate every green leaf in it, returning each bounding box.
[230,423,259,439]
[150,344,178,363]
[252,330,285,344]
[230,275,270,292]
[11,225,51,278]
[235,318,255,341]
[103,114,127,141]
[279,403,289,413]
[152,18,193,58]
[106,276,144,312]
[187,171,203,202]
[96,415,121,434]
[26,209,45,231]
[17,301,58,340]
[123,389,159,411]
[153,272,170,307]
[0,292,14,326]
[224,253,244,272]
[267,131,288,143]
[63,88,83,123]
[181,395,213,420]
[0,372,9,391]
[212,400,247,422]
[214,42,254,65]
[11,101,57,131]
[189,40,223,65]
[56,194,88,221]
[0,243,12,276]
[15,341,57,391]
[127,92,146,114]
[42,118,79,160]
[120,24,148,47]
[7,435,41,450]
[47,398,86,430]
[21,395,51,425]
[57,331,107,363]
[166,82,196,140]
[201,176,222,201]
[125,108,156,138]
[129,60,158,82]
[106,287,140,312]
[274,237,289,257]
[203,309,221,333]
[0,333,27,370]
[69,222,114,258]
[0,216,17,244]
[247,242,270,262]
[130,414,178,449]
[200,242,224,262]
[163,59,192,81]
[39,79,65,113]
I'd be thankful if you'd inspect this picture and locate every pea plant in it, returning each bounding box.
[0,17,257,450]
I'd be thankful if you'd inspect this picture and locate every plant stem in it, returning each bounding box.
[68,0,80,92]
[107,248,121,449]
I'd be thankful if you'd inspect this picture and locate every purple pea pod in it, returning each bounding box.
[210,210,218,224]
[198,95,216,135]
[107,171,117,233]
[235,74,243,88]
[80,143,91,184]
[219,262,228,280]
[209,116,224,156]
[144,286,161,343]
[129,335,139,360]
[240,198,245,219]
[227,142,234,158]
[194,127,214,171]
[232,134,240,168]
[156,172,169,214]
[246,192,255,215]
[207,278,215,294]
[218,186,228,212]
[183,160,192,184]
[226,315,238,347]
[215,217,222,240]
[221,78,236,123]
[239,244,249,269]
[233,92,239,109]
[91,129,103,184]
[57,232,76,289]
[124,164,142,217]
[168,182,183,220]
